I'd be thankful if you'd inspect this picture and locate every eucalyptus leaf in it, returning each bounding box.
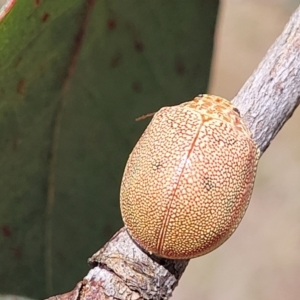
[0,0,219,298]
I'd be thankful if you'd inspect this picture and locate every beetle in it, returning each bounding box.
[120,94,259,259]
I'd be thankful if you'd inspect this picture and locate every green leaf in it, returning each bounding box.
[0,0,219,298]
[0,295,35,300]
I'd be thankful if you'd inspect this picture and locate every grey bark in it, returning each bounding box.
[232,5,300,154]
[46,5,300,300]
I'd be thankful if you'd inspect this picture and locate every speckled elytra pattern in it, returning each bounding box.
[120,94,260,259]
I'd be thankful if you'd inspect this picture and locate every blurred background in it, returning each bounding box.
[174,0,300,299]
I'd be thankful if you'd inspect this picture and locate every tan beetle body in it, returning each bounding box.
[120,94,259,259]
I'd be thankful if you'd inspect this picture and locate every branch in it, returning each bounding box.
[46,5,300,300]
[232,5,300,154]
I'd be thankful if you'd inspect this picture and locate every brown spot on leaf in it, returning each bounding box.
[12,137,21,151]
[175,57,185,75]
[62,0,96,93]
[87,0,96,6]
[110,53,122,68]
[134,40,144,52]
[132,81,142,93]
[35,0,41,6]
[17,79,26,95]
[41,12,50,23]
[12,247,22,259]
[2,225,12,238]
[107,18,116,30]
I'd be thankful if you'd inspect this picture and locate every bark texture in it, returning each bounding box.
[232,5,300,154]
[46,5,300,300]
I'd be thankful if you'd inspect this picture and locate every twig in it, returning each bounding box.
[232,5,300,154]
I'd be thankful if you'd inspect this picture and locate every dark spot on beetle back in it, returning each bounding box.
[203,177,215,191]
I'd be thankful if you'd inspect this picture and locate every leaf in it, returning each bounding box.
[0,295,35,300]
[0,0,219,298]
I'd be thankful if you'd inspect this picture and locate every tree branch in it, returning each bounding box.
[232,5,300,154]
[46,5,300,300]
